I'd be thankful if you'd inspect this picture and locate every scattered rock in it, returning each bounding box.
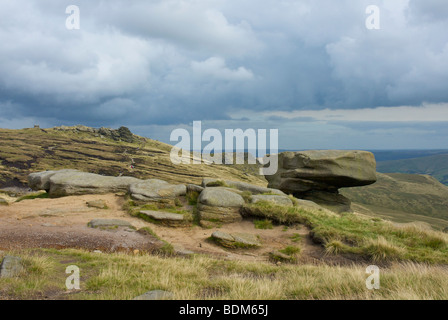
[129,179,186,202]
[211,231,261,248]
[86,199,108,209]
[87,219,134,229]
[139,210,186,227]
[250,194,293,206]
[197,188,244,226]
[265,150,377,213]
[133,290,174,300]
[0,198,8,206]
[202,178,285,195]
[0,256,23,278]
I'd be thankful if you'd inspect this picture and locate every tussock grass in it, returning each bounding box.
[1,249,448,300]
[253,219,273,230]
[242,201,448,263]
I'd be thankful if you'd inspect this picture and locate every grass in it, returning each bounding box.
[279,246,301,256]
[242,201,448,263]
[253,219,273,230]
[15,192,49,202]
[1,248,448,300]
[186,191,199,205]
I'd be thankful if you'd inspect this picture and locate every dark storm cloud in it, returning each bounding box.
[0,0,447,149]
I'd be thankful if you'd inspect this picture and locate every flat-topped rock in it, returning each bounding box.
[202,178,285,195]
[28,169,80,191]
[197,188,245,226]
[211,231,261,248]
[87,219,134,229]
[198,187,245,207]
[42,170,140,197]
[86,199,108,209]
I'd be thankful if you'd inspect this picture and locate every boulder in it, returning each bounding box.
[211,231,261,248]
[250,195,293,207]
[28,169,79,192]
[186,184,204,194]
[202,178,285,195]
[265,150,377,213]
[0,256,23,278]
[129,180,186,202]
[46,171,140,197]
[197,188,245,226]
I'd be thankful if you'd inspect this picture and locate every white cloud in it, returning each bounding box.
[191,57,254,81]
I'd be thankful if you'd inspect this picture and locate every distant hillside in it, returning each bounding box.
[0,126,265,189]
[376,154,448,185]
[341,172,448,230]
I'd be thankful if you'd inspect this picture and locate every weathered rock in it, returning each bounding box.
[0,256,23,278]
[86,199,108,209]
[87,219,134,229]
[133,290,174,300]
[45,171,140,197]
[202,178,285,195]
[265,150,376,213]
[250,195,293,207]
[211,231,261,248]
[197,188,245,226]
[139,210,186,227]
[0,198,8,206]
[129,180,186,202]
[28,169,79,191]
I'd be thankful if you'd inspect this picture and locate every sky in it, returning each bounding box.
[0,0,448,150]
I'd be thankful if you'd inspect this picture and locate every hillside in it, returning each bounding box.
[0,126,265,190]
[376,154,448,185]
[341,172,448,230]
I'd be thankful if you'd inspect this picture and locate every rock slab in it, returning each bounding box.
[0,256,23,278]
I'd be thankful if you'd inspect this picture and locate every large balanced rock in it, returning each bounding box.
[197,187,245,227]
[265,150,377,213]
[129,179,186,202]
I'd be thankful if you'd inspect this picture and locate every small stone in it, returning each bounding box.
[133,290,174,300]
[87,219,134,229]
[211,231,261,249]
[86,200,108,209]
[0,256,23,278]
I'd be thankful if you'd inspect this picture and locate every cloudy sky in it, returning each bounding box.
[1,0,447,150]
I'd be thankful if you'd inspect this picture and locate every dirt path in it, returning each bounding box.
[0,193,362,265]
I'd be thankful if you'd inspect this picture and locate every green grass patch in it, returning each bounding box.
[16,192,49,202]
[254,219,273,230]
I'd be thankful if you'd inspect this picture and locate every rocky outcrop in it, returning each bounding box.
[202,178,285,195]
[28,170,186,201]
[197,187,245,227]
[265,150,377,213]
[129,179,186,202]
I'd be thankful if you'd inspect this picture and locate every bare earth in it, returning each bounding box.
[0,193,359,265]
